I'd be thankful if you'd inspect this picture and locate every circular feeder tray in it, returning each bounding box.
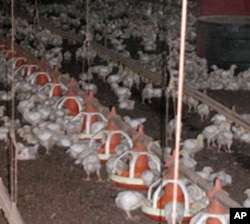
[79,131,104,140]
[110,174,148,190]
[98,153,112,164]
[142,204,191,222]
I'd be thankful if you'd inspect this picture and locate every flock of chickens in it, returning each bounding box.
[0,0,250,223]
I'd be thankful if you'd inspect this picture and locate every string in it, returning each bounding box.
[172,0,188,223]
[10,0,18,206]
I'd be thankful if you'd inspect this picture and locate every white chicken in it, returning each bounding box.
[208,170,232,187]
[16,143,39,160]
[123,116,146,130]
[0,105,6,118]
[105,155,128,179]
[33,127,55,154]
[196,166,214,180]
[186,184,206,203]
[0,126,10,149]
[211,113,227,126]
[216,128,234,153]
[118,99,135,110]
[80,151,102,181]
[189,196,209,216]
[79,72,93,82]
[201,126,217,149]
[179,149,197,170]
[112,83,131,101]
[166,118,179,140]
[122,74,134,90]
[66,141,90,159]
[197,103,209,122]
[181,133,205,158]
[141,169,160,186]
[141,83,154,104]
[106,71,127,85]
[243,189,250,208]
[79,80,98,94]
[115,190,150,221]
[185,95,199,112]
[97,63,114,81]
[22,108,44,125]
[164,201,185,224]
[63,50,72,63]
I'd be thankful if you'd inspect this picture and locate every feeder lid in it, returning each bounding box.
[165,150,183,179]
[67,88,77,96]
[16,51,23,57]
[107,106,117,119]
[207,179,229,214]
[132,141,147,152]
[51,76,59,84]
[67,77,79,89]
[53,65,60,73]
[132,124,151,141]
[85,90,98,103]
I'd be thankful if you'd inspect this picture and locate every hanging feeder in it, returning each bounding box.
[75,91,108,140]
[28,71,51,86]
[15,61,38,77]
[37,65,66,97]
[37,56,50,72]
[14,52,27,67]
[110,125,161,190]
[7,57,27,69]
[90,129,133,164]
[142,151,191,222]
[81,91,99,131]
[37,76,66,97]
[55,89,84,116]
[5,50,16,60]
[89,107,124,163]
[77,111,108,140]
[0,44,6,51]
[189,179,229,224]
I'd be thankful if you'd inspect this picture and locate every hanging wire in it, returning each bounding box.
[172,0,188,223]
[10,0,18,205]
[85,0,92,89]
[34,0,39,28]
[164,0,173,154]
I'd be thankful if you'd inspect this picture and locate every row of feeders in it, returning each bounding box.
[2,37,231,224]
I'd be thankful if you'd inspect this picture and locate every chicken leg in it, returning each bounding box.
[125,211,140,222]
